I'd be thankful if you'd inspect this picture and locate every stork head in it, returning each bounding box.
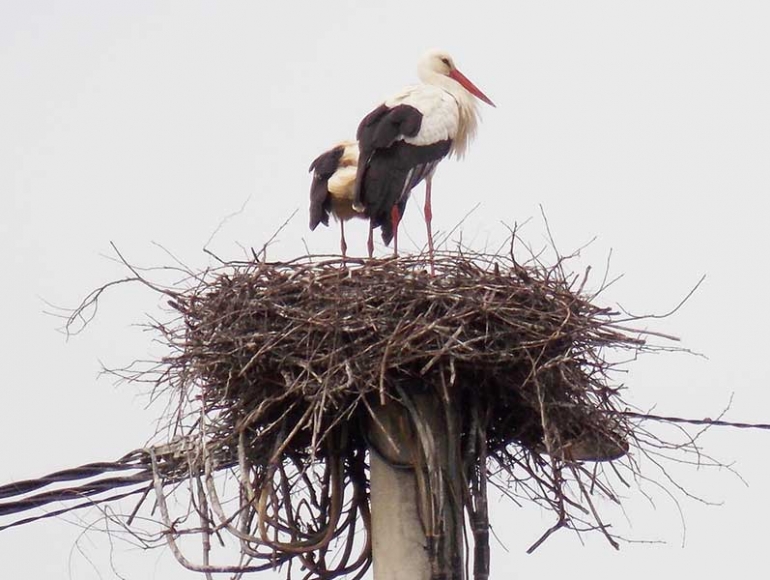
[417,49,495,107]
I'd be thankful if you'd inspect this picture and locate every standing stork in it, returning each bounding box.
[309,140,374,257]
[353,49,495,262]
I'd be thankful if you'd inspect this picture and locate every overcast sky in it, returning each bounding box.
[2,1,769,578]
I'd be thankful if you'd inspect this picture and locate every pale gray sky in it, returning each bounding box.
[1,1,769,578]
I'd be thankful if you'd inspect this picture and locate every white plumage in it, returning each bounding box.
[384,86,460,148]
[353,49,495,266]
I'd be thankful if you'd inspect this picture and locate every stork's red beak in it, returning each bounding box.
[449,69,495,107]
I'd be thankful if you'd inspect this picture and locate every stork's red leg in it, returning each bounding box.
[391,205,401,257]
[367,221,374,258]
[425,176,435,274]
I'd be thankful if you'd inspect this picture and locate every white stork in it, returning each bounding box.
[309,140,373,257]
[353,49,495,261]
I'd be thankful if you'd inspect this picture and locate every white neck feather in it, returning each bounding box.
[419,70,480,159]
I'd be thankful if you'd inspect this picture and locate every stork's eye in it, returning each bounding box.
[441,57,451,67]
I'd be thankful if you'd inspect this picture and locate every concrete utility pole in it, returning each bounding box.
[368,391,465,580]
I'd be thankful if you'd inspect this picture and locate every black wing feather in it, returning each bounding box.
[308,145,345,230]
[356,104,423,149]
[354,103,451,245]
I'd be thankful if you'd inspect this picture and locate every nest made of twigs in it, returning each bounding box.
[167,251,635,464]
[106,246,647,578]
[1,243,667,579]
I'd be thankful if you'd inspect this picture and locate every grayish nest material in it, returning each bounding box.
[4,243,695,579]
[153,247,640,578]
[169,251,635,465]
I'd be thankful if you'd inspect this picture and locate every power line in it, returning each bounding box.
[618,411,770,431]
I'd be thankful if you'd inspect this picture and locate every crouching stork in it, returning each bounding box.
[353,49,495,266]
[309,140,374,258]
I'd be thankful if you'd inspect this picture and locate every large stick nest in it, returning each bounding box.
[172,252,634,465]
[3,244,683,580]
[145,246,646,578]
